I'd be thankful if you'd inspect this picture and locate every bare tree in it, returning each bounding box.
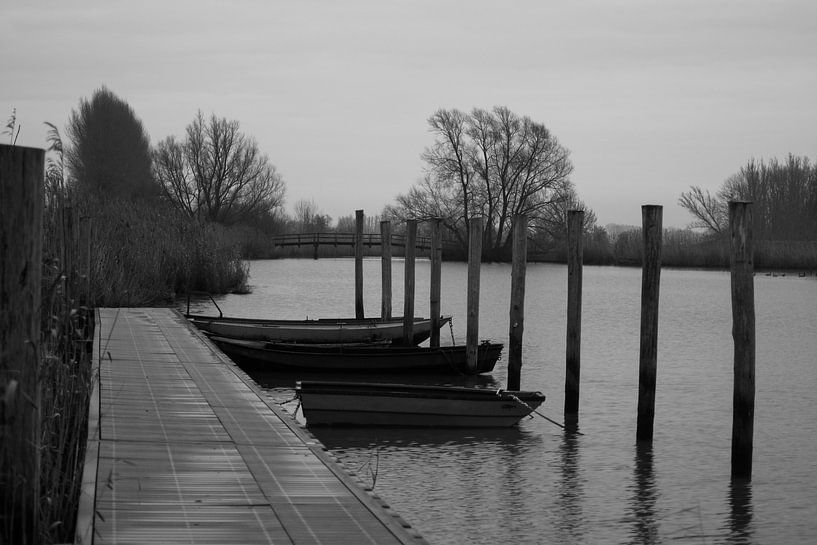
[679,155,817,240]
[292,199,331,232]
[154,111,285,224]
[678,186,728,235]
[395,106,575,257]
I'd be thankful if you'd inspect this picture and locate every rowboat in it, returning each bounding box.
[210,336,502,375]
[188,314,451,345]
[296,381,546,427]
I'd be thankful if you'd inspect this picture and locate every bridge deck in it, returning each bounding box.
[80,308,426,544]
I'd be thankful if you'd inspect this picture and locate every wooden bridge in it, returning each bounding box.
[272,232,434,249]
[271,232,461,258]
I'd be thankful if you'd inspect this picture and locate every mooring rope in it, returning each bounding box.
[497,389,585,435]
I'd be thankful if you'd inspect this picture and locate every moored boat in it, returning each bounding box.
[189,314,451,345]
[296,381,546,427]
[210,335,502,375]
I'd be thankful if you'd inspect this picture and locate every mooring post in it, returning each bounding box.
[429,217,443,348]
[565,210,584,416]
[380,220,392,321]
[729,201,755,479]
[0,144,45,538]
[466,216,484,372]
[637,205,663,442]
[402,219,417,345]
[507,214,527,391]
[354,209,364,319]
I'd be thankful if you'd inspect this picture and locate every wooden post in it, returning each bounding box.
[312,233,319,260]
[507,214,527,391]
[380,220,392,320]
[565,210,584,415]
[637,205,662,442]
[402,220,417,345]
[0,144,44,539]
[354,209,364,319]
[730,201,755,479]
[466,217,484,372]
[429,218,443,348]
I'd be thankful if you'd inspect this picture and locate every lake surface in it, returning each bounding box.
[185,259,817,544]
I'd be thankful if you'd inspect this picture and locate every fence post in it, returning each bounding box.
[637,205,662,442]
[466,217,484,372]
[402,220,417,345]
[380,220,392,321]
[565,210,584,416]
[0,144,45,539]
[429,218,443,348]
[507,214,527,391]
[729,201,755,479]
[354,209,364,319]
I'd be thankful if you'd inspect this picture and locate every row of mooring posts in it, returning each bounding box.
[562,204,756,479]
[350,203,755,479]
[354,211,445,349]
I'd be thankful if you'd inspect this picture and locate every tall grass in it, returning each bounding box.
[88,198,249,305]
[1,128,250,543]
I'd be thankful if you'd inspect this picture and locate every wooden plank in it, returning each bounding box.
[0,144,45,540]
[86,308,427,545]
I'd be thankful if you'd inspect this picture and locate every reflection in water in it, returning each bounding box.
[556,414,583,542]
[727,478,754,544]
[629,441,659,544]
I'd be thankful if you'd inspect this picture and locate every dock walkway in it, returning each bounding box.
[79,308,426,544]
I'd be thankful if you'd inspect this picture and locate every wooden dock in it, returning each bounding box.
[77,308,427,544]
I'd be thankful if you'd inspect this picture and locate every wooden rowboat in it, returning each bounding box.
[210,336,502,375]
[189,314,451,345]
[296,381,546,427]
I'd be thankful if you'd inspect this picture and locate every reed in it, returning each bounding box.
[85,198,249,305]
[1,127,249,542]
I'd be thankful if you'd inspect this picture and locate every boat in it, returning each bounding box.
[188,314,451,345]
[210,336,503,375]
[295,381,546,427]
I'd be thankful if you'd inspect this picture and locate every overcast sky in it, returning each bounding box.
[3,0,815,228]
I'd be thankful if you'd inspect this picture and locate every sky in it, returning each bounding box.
[3,0,815,228]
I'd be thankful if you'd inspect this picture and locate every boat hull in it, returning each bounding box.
[296,381,546,427]
[211,336,502,375]
[189,315,450,345]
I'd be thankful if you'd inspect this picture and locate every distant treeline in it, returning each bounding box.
[249,223,817,271]
[577,227,817,270]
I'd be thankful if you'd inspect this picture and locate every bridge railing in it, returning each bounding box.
[271,232,439,250]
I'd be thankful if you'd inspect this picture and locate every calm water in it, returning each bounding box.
[186,259,817,544]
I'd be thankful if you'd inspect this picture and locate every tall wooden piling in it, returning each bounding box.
[429,218,443,348]
[637,205,663,442]
[507,215,527,391]
[380,220,392,320]
[354,209,364,319]
[565,210,584,415]
[729,201,755,479]
[402,219,417,345]
[466,217,484,372]
[0,144,45,539]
